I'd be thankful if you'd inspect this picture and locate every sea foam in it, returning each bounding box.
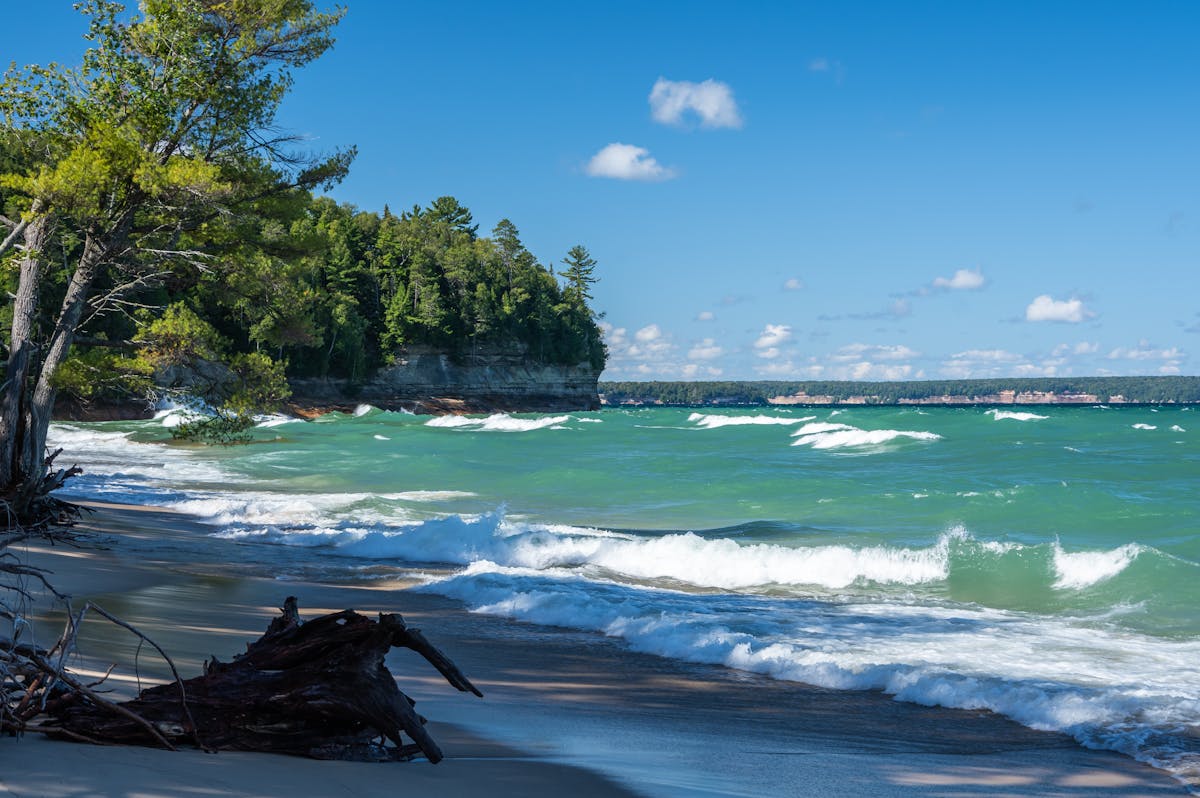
[986,410,1048,422]
[426,413,569,432]
[790,421,940,450]
[688,412,815,429]
[1052,543,1141,589]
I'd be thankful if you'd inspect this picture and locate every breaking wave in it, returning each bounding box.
[425,413,570,432]
[986,410,1048,422]
[687,412,815,429]
[790,421,940,450]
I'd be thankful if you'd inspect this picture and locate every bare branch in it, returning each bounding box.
[0,217,29,259]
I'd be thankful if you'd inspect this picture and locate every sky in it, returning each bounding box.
[5,1,1199,381]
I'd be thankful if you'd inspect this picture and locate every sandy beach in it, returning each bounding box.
[2,503,1189,797]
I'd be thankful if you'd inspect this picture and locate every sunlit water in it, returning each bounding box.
[49,404,1200,789]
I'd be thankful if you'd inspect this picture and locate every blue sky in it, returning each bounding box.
[7,1,1199,380]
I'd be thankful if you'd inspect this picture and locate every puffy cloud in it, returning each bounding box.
[696,310,715,321]
[585,143,675,181]
[635,324,663,343]
[688,338,723,361]
[601,321,679,378]
[757,347,780,360]
[754,324,792,350]
[1025,295,1090,323]
[783,277,805,291]
[649,77,742,129]
[933,268,986,290]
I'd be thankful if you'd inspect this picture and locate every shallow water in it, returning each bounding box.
[50,404,1200,789]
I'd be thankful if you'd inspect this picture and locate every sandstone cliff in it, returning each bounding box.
[289,345,601,415]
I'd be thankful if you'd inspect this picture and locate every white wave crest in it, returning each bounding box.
[688,413,815,429]
[238,510,953,590]
[791,422,940,450]
[1052,543,1141,589]
[1170,425,1186,432]
[255,413,300,428]
[425,413,569,432]
[353,404,376,416]
[986,410,1048,422]
[422,564,1200,785]
[1132,423,1157,430]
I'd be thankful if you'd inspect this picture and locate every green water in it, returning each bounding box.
[50,404,1200,787]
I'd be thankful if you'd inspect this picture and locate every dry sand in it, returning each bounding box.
[1,504,1189,797]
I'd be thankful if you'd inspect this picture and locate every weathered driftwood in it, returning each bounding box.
[45,597,482,763]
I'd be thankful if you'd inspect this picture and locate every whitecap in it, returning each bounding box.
[791,425,940,450]
[688,412,815,429]
[425,413,569,432]
[1052,543,1141,589]
[986,409,1048,422]
[1132,423,1157,431]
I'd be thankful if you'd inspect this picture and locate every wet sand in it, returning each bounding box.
[2,504,1188,797]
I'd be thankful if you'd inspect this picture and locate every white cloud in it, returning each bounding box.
[757,347,780,360]
[940,348,1028,378]
[949,348,1021,363]
[783,277,805,291]
[808,58,830,72]
[831,343,920,362]
[1025,295,1090,323]
[601,321,680,378]
[682,363,723,379]
[696,310,715,321]
[933,268,985,290]
[635,324,663,343]
[585,143,675,181]
[1108,344,1184,361]
[649,77,742,129]
[688,338,723,361]
[754,324,792,350]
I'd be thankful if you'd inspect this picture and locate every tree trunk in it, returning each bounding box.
[0,207,54,502]
[7,214,128,516]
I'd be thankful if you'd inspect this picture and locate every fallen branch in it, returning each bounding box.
[39,597,481,763]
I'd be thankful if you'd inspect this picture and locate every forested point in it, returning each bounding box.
[1,190,607,406]
[0,0,605,523]
[600,377,1200,406]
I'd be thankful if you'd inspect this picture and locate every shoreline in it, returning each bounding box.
[5,503,1190,797]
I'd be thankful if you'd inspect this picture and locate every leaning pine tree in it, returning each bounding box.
[0,0,353,526]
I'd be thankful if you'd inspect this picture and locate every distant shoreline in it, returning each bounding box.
[600,376,1200,408]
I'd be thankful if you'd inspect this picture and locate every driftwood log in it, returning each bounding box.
[45,597,482,763]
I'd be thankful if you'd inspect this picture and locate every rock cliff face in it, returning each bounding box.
[290,345,602,415]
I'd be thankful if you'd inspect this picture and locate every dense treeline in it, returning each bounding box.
[167,194,606,381]
[600,377,1200,406]
[1,189,606,403]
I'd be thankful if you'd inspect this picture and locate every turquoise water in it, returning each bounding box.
[50,404,1200,788]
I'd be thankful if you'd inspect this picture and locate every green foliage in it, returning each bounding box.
[225,352,291,414]
[49,347,154,403]
[169,410,256,445]
[137,303,226,366]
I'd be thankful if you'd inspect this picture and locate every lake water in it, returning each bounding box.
[49,404,1200,789]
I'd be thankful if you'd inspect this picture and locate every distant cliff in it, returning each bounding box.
[289,345,601,415]
[599,377,1200,407]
